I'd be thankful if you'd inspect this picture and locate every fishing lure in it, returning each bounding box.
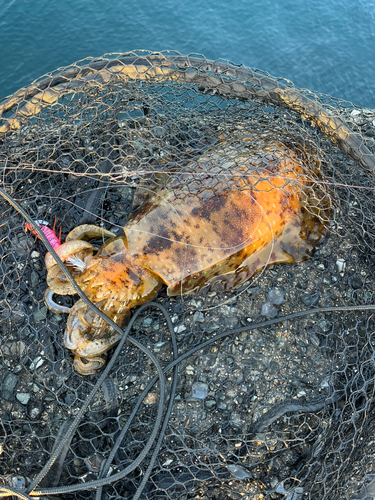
[26,220,88,271]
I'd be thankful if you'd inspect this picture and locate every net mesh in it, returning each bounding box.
[0,50,375,500]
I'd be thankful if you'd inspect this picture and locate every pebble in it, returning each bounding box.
[364,291,373,303]
[319,320,332,333]
[6,476,27,489]
[190,299,203,308]
[153,341,167,353]
[3,341,26,358]
[143,392,158,405]
[33,260,42,271]
[349,275,362,289]
[174,324,186,333]
[217,402,227,410]
[192,382,209,399]
[0,372,19,400]
[309,332,320,347]
[267,287,285,305]
[12,235,33,257]
[30,356,45,370]
[238,331,248,342]
[301,293,320,307]
[226,357,234,367]
[16,392,31,405]
[205,400,216,409]
[192,311,205,322]
[142,316,153,328]
[336,258,346,273]
[33,307,48,322]
[13,305,27,325]
[31,251,40,259]
[31,271,39,287]
[185,365,195,375]
[261,302,278,318]
[151,126,166,138]
[227,465,251,480]
[219,305,231,316]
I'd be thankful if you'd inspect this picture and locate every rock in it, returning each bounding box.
[301,293,320,307]
[33,260,42,271]
[267,287,285,305]
[190,299,203,308]
[319,320,332,333]
[33,307,48,322]
[309,332,320,347]
[154,341,168,353]
[349,275,363,289]
[261,302,278,318]
[3,341,26,358]
[185,365,195,375]
[227,464,251,480]
[8,303,27,325]
[53,314,63,323]
[11,234,33,257]
[0,371,19,400]
[142,316,153,328]
[143,392,158,405]
[193,311,205,322]
[192,382,209,399]
[217,402,227,410]
[174,324,186,333]
[30,271,39,287]
[336,258,346,273]
[226,357,234,367]
[151,126,166,138]
[29,357,45,370]
[16,392,31,405]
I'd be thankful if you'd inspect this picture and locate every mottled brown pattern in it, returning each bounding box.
[45,134,327,374]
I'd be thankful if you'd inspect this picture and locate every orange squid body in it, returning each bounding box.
[46,134,326,374]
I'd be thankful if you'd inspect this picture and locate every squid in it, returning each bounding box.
[45,131,327,374]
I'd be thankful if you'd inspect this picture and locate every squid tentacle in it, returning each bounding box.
[73,355,106,376]
[44,287,71,314]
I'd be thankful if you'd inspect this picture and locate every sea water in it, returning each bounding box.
[0,0,374,107]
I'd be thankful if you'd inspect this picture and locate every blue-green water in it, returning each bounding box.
[0,0,374,107]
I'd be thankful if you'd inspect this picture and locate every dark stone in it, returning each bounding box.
[0,371,19,400]
[261,302,278,318]
[349,275,363,289]
[267,287,285,305]
[301,293,320,307]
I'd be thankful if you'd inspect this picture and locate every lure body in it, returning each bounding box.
[25,220,61,249]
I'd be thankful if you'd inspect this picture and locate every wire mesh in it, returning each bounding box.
[0,50,375,500]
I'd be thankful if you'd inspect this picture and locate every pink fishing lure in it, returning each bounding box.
[25,220,61,249]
